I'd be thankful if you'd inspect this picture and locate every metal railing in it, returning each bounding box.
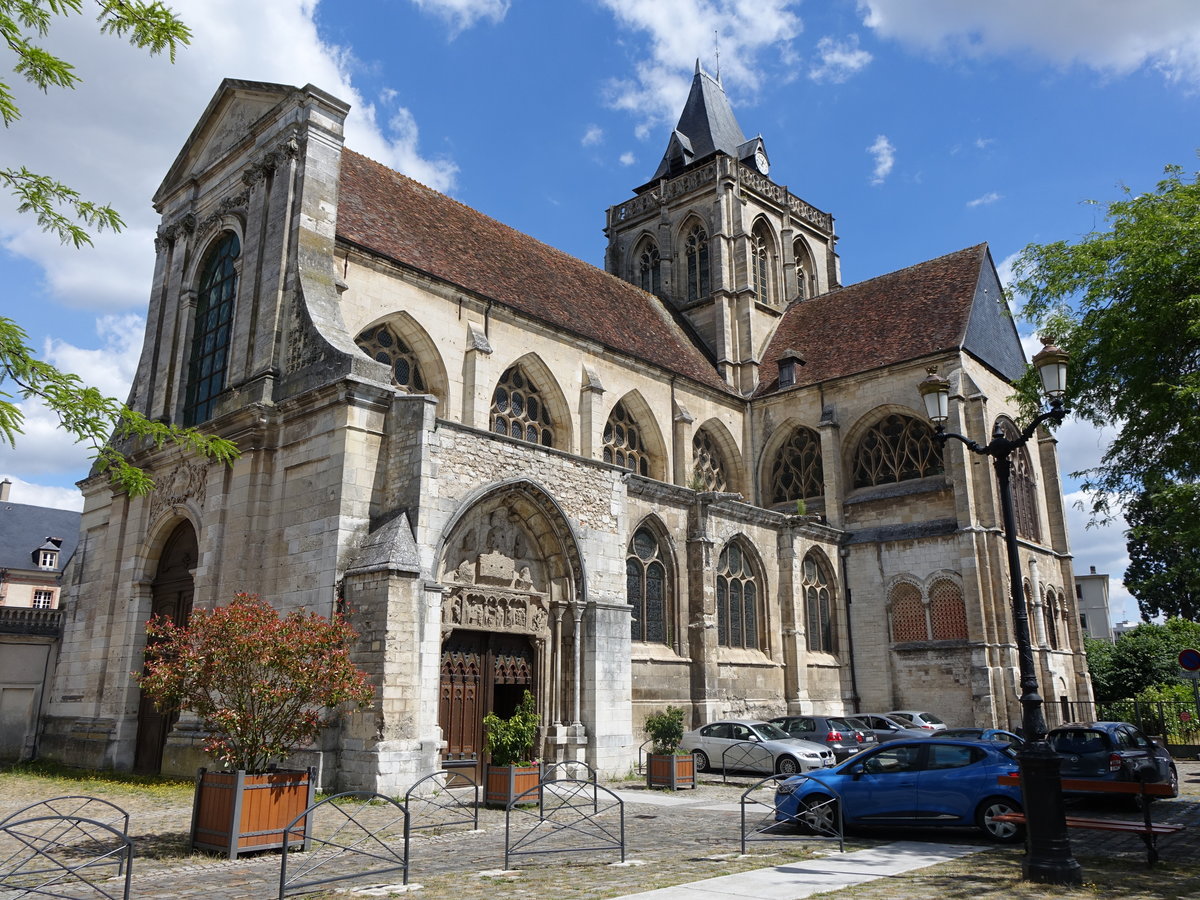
[504,778,625,870]
[719,740,775,782]
[741,772,844,855]
[0,815,133,900]
[277,792,409,898]
[404,769,479,838]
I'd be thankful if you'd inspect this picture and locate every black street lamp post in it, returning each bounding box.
[918,340,1082,885]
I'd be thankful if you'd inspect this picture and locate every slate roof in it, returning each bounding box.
[755,244,1010,395]
[336,150,733,394]
[649,62,747,182]
[0,500,81,572]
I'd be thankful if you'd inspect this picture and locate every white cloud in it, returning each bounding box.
[411,0,510,36]
[0,315,145,483]
[858,0,1200,85]
[867,134,895,185]
[600,0,803,135]
[1063,488,1136,622]
[0,475,84,511]
[967,191,1002,208]
[0,0,459,313]
[808,34,873,83]
[975,137,995,150]
[619,152,637,166]
[582,125,604,147]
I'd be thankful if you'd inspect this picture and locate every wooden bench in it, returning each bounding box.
[996,774,1183,865]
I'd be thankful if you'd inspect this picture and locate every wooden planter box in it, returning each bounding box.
[647,753,695,790]
[485,763,541,808]
[190,767,316,859]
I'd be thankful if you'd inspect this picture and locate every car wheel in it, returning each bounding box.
[976,796,1023,843]
[776,755,801,775]
[692,749,710,773]
[797,794,838,835]
[1168,764,1179,798]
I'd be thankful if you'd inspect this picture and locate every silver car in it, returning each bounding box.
[681,719,835,775]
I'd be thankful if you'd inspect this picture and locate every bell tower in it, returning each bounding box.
[605,61,840,393]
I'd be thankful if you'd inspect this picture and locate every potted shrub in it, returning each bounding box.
[644,706,694,789]
[482,690,541,807]
[138,592,375,858]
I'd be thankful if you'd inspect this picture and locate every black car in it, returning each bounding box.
[1046,721,1179,799]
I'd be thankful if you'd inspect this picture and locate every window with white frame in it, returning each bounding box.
[33,590,54,609]
[38,550,58,569]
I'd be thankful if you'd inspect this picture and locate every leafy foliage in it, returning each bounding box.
[1124,481,1200,621]
[0,315,239,496]
[644,706,686,755]
[1012,162,1200,522]
[1085,618,1200,702]
[2,0,191,246]
[483,690,540,766]
[138,592,375,773]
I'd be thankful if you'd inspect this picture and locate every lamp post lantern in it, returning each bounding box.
[918,340,1081,885]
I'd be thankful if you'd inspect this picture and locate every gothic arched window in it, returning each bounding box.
[492,366,555,448]
[184,232,240,426]
[604,401,650,476]
[768,427,824,505]
[685,223,710,302]
[355,323,429,394]
[852,414,944,488]
[752,222,773,305]
[636,238,661,297]
[1043,586,1060,649]
[627,526,670,645]
[691,428,728,492]
[717,540,759,649]
[999,419,1041,541]
[889,582,926,642]
[794,238,816,300]
[929,578,968,641]
[803,551,835,652]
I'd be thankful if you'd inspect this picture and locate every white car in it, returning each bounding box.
[886,710,948,732]
[680,719,836,775]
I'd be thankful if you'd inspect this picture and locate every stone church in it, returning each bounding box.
[42,69,1091,791]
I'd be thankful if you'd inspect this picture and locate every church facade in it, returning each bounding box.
[42,72,1091,791]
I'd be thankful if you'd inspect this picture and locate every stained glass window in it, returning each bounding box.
[184,232,239,426]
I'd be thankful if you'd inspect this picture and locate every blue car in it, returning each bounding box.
[774,738,1025,842]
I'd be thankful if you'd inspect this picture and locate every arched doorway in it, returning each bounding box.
[133,522,197,774]
[436,485,584,781]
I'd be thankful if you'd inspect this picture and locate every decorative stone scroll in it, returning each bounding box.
[149,461,208,522]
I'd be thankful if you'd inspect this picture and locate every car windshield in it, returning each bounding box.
[829,718,857,731]
[922,713,946,725]
[1049,729,1106,754]
[753,722,790,741]
[843,717,870,730]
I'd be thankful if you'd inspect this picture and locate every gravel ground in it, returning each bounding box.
[2,758,1199,899]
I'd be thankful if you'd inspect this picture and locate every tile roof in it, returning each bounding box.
[755,244,991,396]
[336,151,733,394]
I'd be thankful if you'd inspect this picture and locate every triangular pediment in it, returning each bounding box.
[153,79,297,206]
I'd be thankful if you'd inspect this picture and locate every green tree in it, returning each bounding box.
[0,3,229,495]
[1012,162,1200,522]
[1124,481,1200,621]
[1087,619,1200,702]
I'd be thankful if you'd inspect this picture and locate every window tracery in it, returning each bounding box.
[752,223,773,305]
[768,427,824,504]
[999,419,1041,541]
[716,541,759,649]
[691,428,728,492]
[492,366,555,447]
[637,239,661,297]
[803,551,834,652]
[685,223,710,302]
[852,414,944,488]
[627,526,671,645]
[355,323,429,394]
[603,401,650,476]
[184,232,239,426]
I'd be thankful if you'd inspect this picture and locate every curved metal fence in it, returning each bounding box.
[720,740,774,781]
[504,778,625,870]
[740,772,844,855]
[0,814,133,900]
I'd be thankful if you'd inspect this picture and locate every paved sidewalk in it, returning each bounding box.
[611,841,985,900]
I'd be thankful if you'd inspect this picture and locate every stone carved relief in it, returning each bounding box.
[149,461,208,522]
[441,509,549,638]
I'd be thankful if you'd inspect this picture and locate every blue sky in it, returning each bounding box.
[5,0,1200,624]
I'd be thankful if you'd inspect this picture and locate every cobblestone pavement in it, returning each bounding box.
[2,759,1199,900]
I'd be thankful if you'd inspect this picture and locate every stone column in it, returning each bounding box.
[461,321,492,428]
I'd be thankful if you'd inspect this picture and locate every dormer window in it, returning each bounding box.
[35,537,63,570]
[778,349,805,389]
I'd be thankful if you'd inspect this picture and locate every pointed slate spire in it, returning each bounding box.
[649,59,747,181]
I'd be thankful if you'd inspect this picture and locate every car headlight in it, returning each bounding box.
[802,752,820,759]
[776,781,796,795]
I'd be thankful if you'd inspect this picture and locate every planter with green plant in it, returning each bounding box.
[644,706,694,789]
[482,690,541,807]
[138,592,375,857]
